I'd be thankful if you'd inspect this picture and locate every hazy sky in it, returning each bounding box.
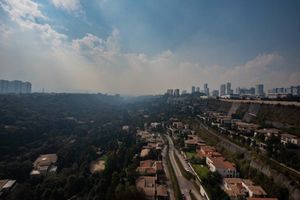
[0,0,300,94]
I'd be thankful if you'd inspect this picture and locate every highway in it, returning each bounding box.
[166,135,204,200]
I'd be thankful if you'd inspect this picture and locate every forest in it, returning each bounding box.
[0,94,150,200]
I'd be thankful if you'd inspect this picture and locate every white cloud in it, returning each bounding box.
[72,33,105,53]
[221,53,284,86]
[0,0,47,23]
[0,1,298,94]
[0,23,12,40]
[71,28,120,61]
[0,0,67,47]
[50,0,82,13]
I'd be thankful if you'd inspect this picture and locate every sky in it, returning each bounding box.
[0,0,300,95]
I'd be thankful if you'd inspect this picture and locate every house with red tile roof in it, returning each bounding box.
[206,156,239,178]
[223,178,268,200]
[197,145,222,159]
[136,160,163,176]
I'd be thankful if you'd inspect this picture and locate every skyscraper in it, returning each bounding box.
[191,86,195,94]
[204,83,209,95]
[236,87,241,95]
[255,84,264,96]
[174,89,180,96]
[166,89,173,96]
[226,82,232,95]
[220,84,226,96]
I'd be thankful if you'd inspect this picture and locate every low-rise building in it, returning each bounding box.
[172,121,183,129]
[136,176,156,200]
[30,154,58,176]
[244,185,267,197]
[0,179,17,197]
[206,156,238,178]
[136,160,163,176]
[220,116,232,126]
[184,135,205,150]
[223,178,249,199]
[150,122,162,129]
[122,125,130,132]
[255,128,280,140]
[223,178,267,200]
[281,133,300,146]
[197,145,222,159]
[136,176,168,200]
[234,121,259,132]
[156,184,168,200]
[140,149,151,158]
[137,131,155,142]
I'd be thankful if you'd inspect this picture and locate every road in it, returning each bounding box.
[166,135,205,200]
[220,99,300,107]
[162,145,175,200]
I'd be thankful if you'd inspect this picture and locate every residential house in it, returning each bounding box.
[172,121,183,129]
[122,125,130,132]
[156,184,168,200]
[206,156,239,178]
[0,179,17,197]
[223,178,267,200]
[184,135,205,150]
[197,145,222,159]
[30,154,58,176]
[234,121,259,132]
[136,160,163,176]
[255,128,280,141]
[281,133,300,146]
[223,178,249,200]
[140,149,151,158]
[220,116,232,127]
[136,176,156,200]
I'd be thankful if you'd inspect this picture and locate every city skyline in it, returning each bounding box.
[0,0,300,94]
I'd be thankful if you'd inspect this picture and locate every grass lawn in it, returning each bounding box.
[191,164,209,179]
[185,151,197,159]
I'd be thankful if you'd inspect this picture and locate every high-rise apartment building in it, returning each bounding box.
[166,89,174,96]
[226,82,232,95]
[236,87,255,96]
[0,80,31,94]
[255,84,264,96]
[268,85,300,98]
[291,86,300,96]
[204,83,209,95]
[220,84,226,96]
[174,89,180,96]
[191,86,196,94]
